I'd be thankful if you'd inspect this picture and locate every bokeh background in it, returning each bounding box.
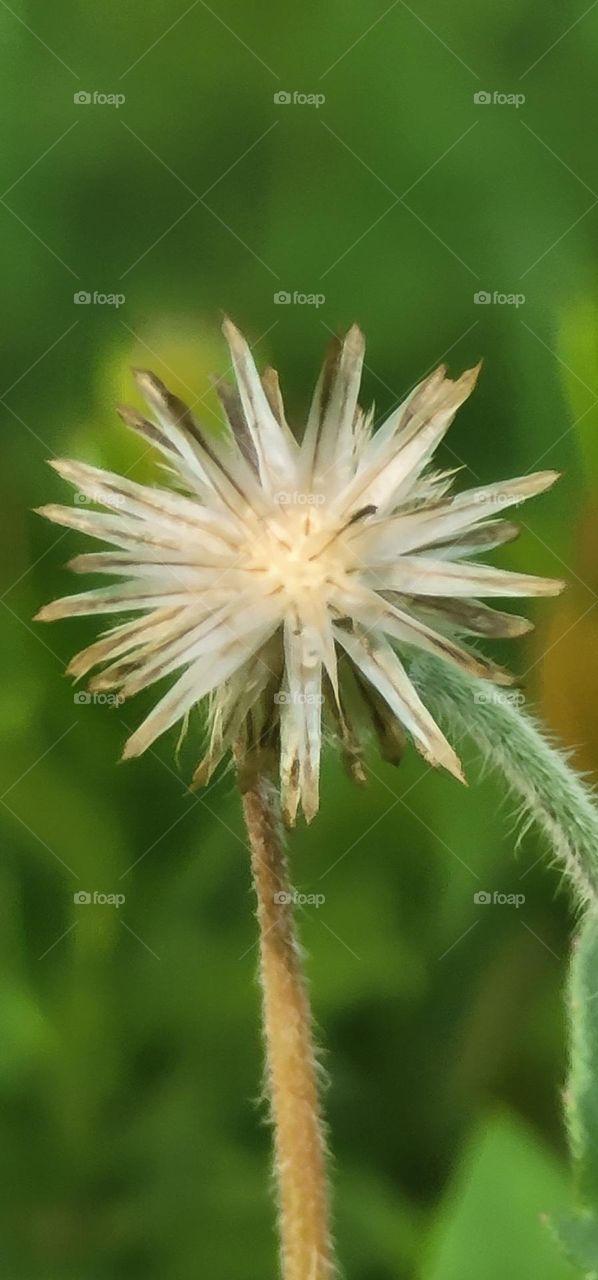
[2,2,597,1276]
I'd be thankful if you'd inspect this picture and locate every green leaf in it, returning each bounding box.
[550,1209,598,1278]
[411,653,598,911]
[565,911,598,1201]
[545,910,598,1276]
[423,1112,574,1280]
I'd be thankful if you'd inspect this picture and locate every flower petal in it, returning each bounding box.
[300,324,366,490]
[122,614,280,759]
[281,613,324,822]
[395,595,533,639]
[354,470,559,560]
[222,318,298,492]
[334,625,464,780]
[337,363,481,516]
[66,608,186,679]
[371,556,565,598]
[334,584,514,686]
[49,458,242,546]
[96,595,282,699]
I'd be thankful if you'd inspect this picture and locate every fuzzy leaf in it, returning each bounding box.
[545,910,598,1277]
[411,654,598,1275]
[410,653,598,910]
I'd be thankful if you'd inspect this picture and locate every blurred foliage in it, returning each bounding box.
[1,0,597,1276]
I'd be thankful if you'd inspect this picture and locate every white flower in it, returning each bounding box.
[36,320,563,822]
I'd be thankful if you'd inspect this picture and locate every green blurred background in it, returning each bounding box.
[2,2,598,1276]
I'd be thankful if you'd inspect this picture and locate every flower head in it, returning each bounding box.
[36,321,563,822]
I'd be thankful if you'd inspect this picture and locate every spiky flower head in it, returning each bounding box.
[36,321,563,823]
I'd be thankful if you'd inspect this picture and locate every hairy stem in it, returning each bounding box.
[411,652,598,909]
[240,772,335,1280]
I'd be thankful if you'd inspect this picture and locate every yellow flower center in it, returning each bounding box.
[244,500,354,605]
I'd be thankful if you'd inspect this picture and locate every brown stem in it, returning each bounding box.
[240,773,336,1280]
